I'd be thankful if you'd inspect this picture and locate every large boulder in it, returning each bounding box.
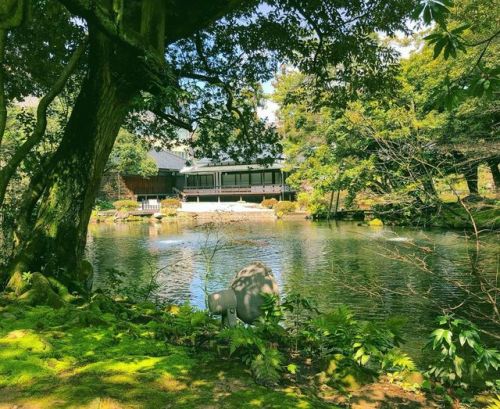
[230,262,279,324]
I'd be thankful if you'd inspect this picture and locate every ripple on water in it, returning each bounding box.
[86,220,499,360]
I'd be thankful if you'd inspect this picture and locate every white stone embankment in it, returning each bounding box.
[177,201,276,220]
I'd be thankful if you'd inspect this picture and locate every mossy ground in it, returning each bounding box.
[0,302,331,409]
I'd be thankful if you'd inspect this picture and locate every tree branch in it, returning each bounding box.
[153,109,193,132]
[0,39,87,207]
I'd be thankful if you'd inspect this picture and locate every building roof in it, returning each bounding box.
[180,161,285,174]
[148,150,187,171]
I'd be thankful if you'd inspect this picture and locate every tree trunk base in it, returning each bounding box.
[5,272,76,308]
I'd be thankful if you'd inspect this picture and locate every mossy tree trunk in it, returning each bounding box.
[8,25,141,291]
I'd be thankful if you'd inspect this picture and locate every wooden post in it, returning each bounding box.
[334,190,341,219]
[327,190,334,221]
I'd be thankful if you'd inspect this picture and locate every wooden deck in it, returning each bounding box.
[182,184,291,196]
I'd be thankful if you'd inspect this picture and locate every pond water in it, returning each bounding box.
[86,220,499,359]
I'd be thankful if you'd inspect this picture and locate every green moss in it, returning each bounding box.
[0,302,335,409]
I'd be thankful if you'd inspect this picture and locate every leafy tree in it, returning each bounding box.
[106,130,157,178]
[0,0,417,291]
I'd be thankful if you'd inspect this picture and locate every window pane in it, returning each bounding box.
[275,171,282,184]
[222,173,236,186]
[264,172,273,185]
[250,172,261,185]
[240,173,249,186]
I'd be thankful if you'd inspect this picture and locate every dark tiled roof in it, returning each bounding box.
[148,150,187,171]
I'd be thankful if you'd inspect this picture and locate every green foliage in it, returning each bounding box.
[98,266,166,305]
[418,0,500,106]
[273,201,296,215]
[159,304,219,347]
[161,198,181,209]
[219,294,285,385]
[94,198,115,210]
[426,315,500,389]
[112,199,139,210]
[260,198,278,209]
[107,130,158,177]
[0,300,319,409]
[219,293,413,387]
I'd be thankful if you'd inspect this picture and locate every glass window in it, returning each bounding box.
[222,173,236,186]
[274,171,282,184]
[240,173,250,186]
[250,172,261,185]
[198,174,214,187]
[264,172,273,185]
[187,175,197,187]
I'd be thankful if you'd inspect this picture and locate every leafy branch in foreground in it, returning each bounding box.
[426,315,500,389]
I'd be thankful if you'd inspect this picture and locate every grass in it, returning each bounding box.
[0,301,332,409]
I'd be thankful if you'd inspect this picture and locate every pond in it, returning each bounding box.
[86,220,499,360]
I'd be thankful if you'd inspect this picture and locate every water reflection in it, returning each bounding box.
[86,220,499,356]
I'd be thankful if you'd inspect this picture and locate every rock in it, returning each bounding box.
[230,262,279,324]
[114,210,130,220]
[368,218,384,227]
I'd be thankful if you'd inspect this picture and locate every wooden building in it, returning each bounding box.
[110,151,295,204]
[120,150,186,202]
[180,159,294,202]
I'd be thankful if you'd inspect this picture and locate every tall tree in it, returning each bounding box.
[1,0,416,290]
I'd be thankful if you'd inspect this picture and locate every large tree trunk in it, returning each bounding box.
[8,26,140,291]
[488,159,500,194]
[464,162,479,196]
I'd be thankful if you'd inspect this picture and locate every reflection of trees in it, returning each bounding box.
[157,246,196,304]
[87,223,156,290]
[87,221,497,347]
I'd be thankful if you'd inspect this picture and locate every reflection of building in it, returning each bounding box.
[119,150,295,204]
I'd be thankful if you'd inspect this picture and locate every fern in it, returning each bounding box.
[219,326,263,355]
[250,347,283,385]
[486,395,500,409]
[382,349,416,371]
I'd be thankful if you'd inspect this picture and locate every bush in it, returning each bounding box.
[425,315,500,389]
[296,192,310,211]
[163,208,177,217]
[113,199,139,210]
[261,198,278,209]
[94,199,114,210]
[161,198,181,209]
[218,294,412,386]
[273,201,296,215]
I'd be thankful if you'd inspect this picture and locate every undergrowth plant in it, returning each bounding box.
[425,315,500,390]
[219,293,415,387]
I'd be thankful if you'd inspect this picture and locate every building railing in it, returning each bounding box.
[141,203,161,211]
[182,184,292,196]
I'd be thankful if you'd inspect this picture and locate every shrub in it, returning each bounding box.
[163,208,177,217]
[425,315,500,389]
[218,294,410,386]
[261,198,278,209]
[94,199,114,210]
[296,192,310,210]
[161,198,181,209]
[273,201,296,215]
[113,199,139,210]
